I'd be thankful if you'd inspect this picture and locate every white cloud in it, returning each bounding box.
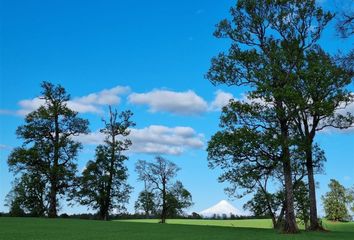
[319,96,354,134]
[344,176,351,181]
[73,125,204,155]
[73,86,130,106]
[209,90,234,111]
[0,144,11,150]
[3,85,130,116]
[128,89,208,115]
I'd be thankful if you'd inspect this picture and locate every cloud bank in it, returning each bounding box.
[128,89,209,115]
[74,125,204,155]
[5,86,130,116]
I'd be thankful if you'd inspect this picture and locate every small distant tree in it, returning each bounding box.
[75,107,134,220]
[165,181,193,218]
[8,199,25,217]
[135,157,192,223]
[190,212,202,219]
[293,181,310,229]
[244,188,283,228]
[6,172,47,217]
[322,179,352,221]
[134,190,156,218]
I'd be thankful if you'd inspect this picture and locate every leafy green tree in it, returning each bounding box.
[7,198,25,217]
[208,100,298,230]
[322,179,351,221]
[135,190,156,217]
[293,181,310,229]
[293,47,353,229]
[6,172,47,217]
[206,0,332,233]
[75,107,134,220]
[8,82,89,218]
[135,157,192,223]
[165,181,193,218]
[244,188,283,228]
[347,186,354,213]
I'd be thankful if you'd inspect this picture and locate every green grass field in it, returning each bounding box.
[1,217,353,240]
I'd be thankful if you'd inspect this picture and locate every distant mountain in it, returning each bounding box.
[199,200,244,218]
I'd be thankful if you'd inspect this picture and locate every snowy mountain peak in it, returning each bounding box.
[199,200,243,218]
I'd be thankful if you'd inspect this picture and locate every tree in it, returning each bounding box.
[7,198,25,217]
[6,172,47,217]
[322,179,352,221]
[207,99,298,231]
[135,190,156,218]
[206,0,332,233]
[244,188,283,228]
[334,0,354,38]
[75,107,134,220]
[8,82,89,218]
[293,181,310,229]
[165,181,193,218]
[292,47,353,230]
[135,156,192,223]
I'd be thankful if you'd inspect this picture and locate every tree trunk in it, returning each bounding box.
[160,179,167,223]
[275,204,285,229]
[48,182,57,218]
[280,120,299,233]
[306,147,320,230]
[48,109,59,218]
[282,159,299,233]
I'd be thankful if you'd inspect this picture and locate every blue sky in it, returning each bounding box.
[0,0,353,215]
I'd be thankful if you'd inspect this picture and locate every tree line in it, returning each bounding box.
[5,82,192,222]
[206,0,353,233]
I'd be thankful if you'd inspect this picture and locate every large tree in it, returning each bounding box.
[75,107,134,220]
[135,156,192,223]
[8,82,89,218]
[292,47,353,229]
[206,0,332,233]
[208,100,325,229]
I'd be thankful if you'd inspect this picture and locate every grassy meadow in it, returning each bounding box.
[1,217,354,240]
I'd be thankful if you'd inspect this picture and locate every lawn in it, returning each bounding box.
[0,217,353,240]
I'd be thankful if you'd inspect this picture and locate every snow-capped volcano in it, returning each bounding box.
[199,200,243,218]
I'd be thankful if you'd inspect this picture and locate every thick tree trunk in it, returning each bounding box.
[282,159,299,233]
[306,147,320,230]
[280,120,299,233]
[48,183,57,218]
[275,204,285,229]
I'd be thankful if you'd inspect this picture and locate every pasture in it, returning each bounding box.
[1,217,353,240]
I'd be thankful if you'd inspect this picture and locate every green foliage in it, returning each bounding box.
[75,107,134,220]
[135,190,157,217]
[293,181,310,229]
[322,179,352,221]
[244,189,282,218]
[206,0,353,233]
[7,198,25,217]
[7,81,89,217]
[135,157,192,223]
[165,181,193,218]
[6,172,47,217]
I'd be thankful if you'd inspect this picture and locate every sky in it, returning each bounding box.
[0,0,353,215]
